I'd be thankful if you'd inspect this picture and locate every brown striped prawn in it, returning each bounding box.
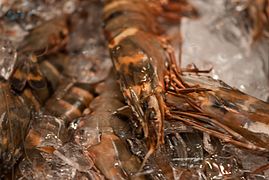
[102,0,198,169]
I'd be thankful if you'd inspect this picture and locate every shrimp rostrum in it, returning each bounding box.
[103,0,269,168]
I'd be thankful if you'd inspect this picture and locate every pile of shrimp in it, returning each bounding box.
[103,0,269,179]
[0,0,268,179]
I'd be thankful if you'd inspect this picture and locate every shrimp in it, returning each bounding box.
[166,73,269,153]
[44,80,94,124]
[244,0,269,41]
[0,42,61,178]
[0,34,64,178]
[18,16,68,54]
[103,0,198,168]
[10,54,61,107]
[76,72,145,179]
[16,113,104,179]
[0,43,64,178]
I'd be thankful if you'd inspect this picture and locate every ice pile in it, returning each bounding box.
[181,0,269,101]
